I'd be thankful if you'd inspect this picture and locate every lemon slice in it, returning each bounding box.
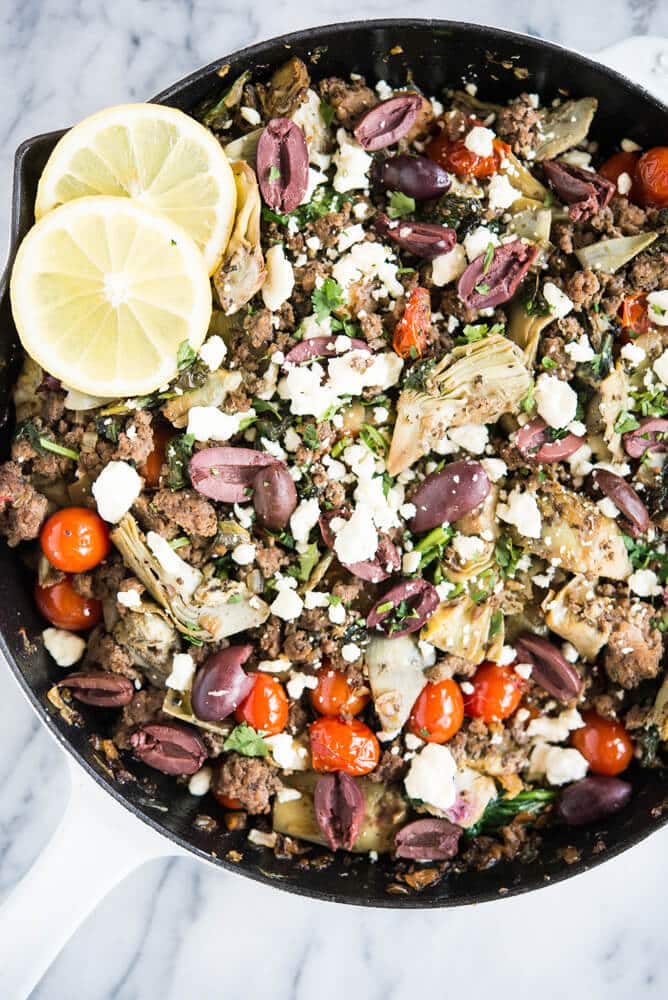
[34,103,236,274]
[10,196,212,397]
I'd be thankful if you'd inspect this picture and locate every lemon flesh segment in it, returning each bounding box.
[10,196,212,398]
[34,103,236,274]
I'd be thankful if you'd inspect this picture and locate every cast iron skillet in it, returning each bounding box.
[1,18,667,908]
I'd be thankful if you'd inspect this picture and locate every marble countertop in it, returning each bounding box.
[1,2,668,998]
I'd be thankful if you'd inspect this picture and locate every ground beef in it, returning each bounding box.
[0,461,48,547]
[132,494,179,539]
[427,653,477,681]
[152,488,217,538]
[539,336,576,381]
[552,221,575,255]
[72,557,126,601]
[441,109,468,141]
[331,577,364,606]
[214,753,281,814]
[295,260,330,296]
[84,625,139,682]
[319,76,376,128]
[368,748,408,784]
[258,617,282,659]
[313,206,351,249]
[628,251,668,292]
[324,479,346,508]
[286,699,309,735]
[283,623,320,663]
[255,543,289,577]
[114,410,154,466]
[113,688,166,749]
[495,94,541,158]
[358,310,385,349]
[39,390,67,425]
[602,601,663,688]
[564,268,600,310]
[611,196,648,235]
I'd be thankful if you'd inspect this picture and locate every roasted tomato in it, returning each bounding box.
[234,672,288,736]
[138,423,173,488]
[427,129,510,179]
[40,507,111,573]
[599,150,642,202]
[463,662,523,723]
[636,146,668,207]
[393,286,431,359]
[408,679,464,743]
[34,577,102,631]
[571,711,634,776]
[310,666,370,717]
[212,792,243,810]
[619,293,649,335]
[309,717,380,776]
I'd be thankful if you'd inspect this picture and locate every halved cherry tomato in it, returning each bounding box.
[599,150,642,202]
[427,130,510,179]
[310,666,369,717]
[40,507,111,573]
[619,293,649,335]
[636,146,668,207]
[309,717,380,776]
[234,672,288,736]
[463,661,523,723]
[393,286,431,359]
[34,577,102,631]
[408,679,464,743]
[138,423,173,488]
[571,711,633,776]
[213,792,243,810]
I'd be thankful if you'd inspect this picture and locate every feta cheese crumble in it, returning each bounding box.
[92,461,142,523]
[42,628,86,667]
[534,373,578,428]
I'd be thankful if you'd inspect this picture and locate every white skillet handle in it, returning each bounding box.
[591,36,668,103]
[0,755,179,1000]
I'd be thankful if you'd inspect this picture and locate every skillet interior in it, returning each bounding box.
[1,18,667,908]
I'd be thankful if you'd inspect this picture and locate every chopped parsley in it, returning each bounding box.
[455,321,504,346]
[14,421,79,462]
[319,99,336,127]
[165,433,195,491]
[614,411,640,435]
[482,242,495,274]
[387,191,416,219]
[541,356,558,370]
[176,339,198,370]
[414,524,454,571]
[403,358,436,392]
[268,165,281,181]
[359,423,388,456]
[287,541,320,582]
[474,282,491,295]
[299,422,320,450]
[495,535,524,578]
[312,277,345,322]
[223,723,269,758]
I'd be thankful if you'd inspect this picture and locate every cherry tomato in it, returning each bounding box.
[619,293,649,335]
[310,666,370,717]
[427,130,510,179]
[571,711,633,776]
[309,717,380,776]
[408,679,464,743]
[599,150,642,202]
[212,792,243,810]
[636,146,668,207]
[463,661,523,723]
[34,577,102,631]
[40,507,111,572]
[234,672,288,736]
[393,286,431,359]
[138,423,173,488]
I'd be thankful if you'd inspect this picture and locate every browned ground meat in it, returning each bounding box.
[602,602,663,688]
[313,206,352,249]
[0,461,48,547]
[283,623,320,663]
[132,494,179,539]
[495,93,541,157]
[84,625,139,682]
[286,699,309,735]
[71,557,126,601]
[368,748,408,784]
[255,543,290,577]
[214,753,281,814]
[113,688,166,749]
[427,653,477,680]
[552,221,575,255]
[258,617,282,658]
[628,251,668,291]
[114,410,154,466]
[539,336,576,380]
[564,268,600,310]
[319,76,376,128]
[152,488,217,538]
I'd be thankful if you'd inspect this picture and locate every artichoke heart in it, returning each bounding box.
[163,688,234,737]
[575,232,658,274]
[162,368,242,428]
[534,97,598,160]
[365,634,429,736]
[113,602,180,687]
[388,335,531,474]
[421,595,503,665]
[507,299,555,368]
[543,575,613,661]
[213,160,266,316]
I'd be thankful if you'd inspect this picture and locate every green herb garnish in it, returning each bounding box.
[223,723,269,758]
[387,191,416,219]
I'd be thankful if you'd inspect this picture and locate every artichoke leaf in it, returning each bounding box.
[213,161,266,316]
[420,595,497,665]
[163,688,234,737]
[507,206,552,245]
[443,539,496,583]
[257,56,310,118]
[224,127,262,165]
[588,363,628,461]
[507,298,554,368]
[575,232,658,274]
[113,602,181,687]
[534,97,598,160]
[542,575,613,661]
[456,486,499,538]
[162,368,242,428]
[502,153,548,200]
[365,634,429,736]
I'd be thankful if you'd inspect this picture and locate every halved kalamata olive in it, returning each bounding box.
[458,239,538,310]
[58,671,134,708]
[514,633,582,702]
[395,818,462,860]
[319,510,400,582]
[252,463,297,530]
[409,460,491,534]
[283,335,370,368]
[190,645,254,722]
[375,154,451,200]
[375,213,457,259]
[543,160,615,222]
[130,723,207,775]
[367,578,439,638]
[314,771,365,851]
[256,117,309,213]
[590,469,650,534]
[556,776,632,827]
[515,417,585,463]
[189,447,277,503]
[354,93,423,151]
[623,417,668,458]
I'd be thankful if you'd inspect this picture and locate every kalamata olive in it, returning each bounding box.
[189,447,276,503]
[515,417,584,463]
[376,154,452,200]
[590,469,650,534]
[514,633,582,702]
[57,671,134,708]
[375,213,457,259]
[367,578,439,637]
[252,463,297,530]
[319,510,400,582]
[354,93,422,151]
[623,417,668,458]
[543,160,615,222]
[556,775,632,826]
[409,460,491,534]
[458,239,538,309]
[314,771,366,851]
[256,117,309,213]
[395,818,462,860]
[190,645,255,722]
[130,723,207,775]
[283,335,370,367]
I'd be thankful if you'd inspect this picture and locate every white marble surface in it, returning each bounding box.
[1,3,668,998]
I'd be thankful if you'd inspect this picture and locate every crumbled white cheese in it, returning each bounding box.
[528,743,588,785]
[257,657,291,673]
[431,244,467,286]
[198,337,227,374]
[279,348,402,418]
[341,642,361,662]
[240,106,261,126]
[527,707,584,743]
[270,587,304,621]
[514,662,533,680]
[301,167,329,204]
[543,281,574,320]
[117,589,142,609]
[277,787,302,803]
[402,550,421,574]
[621,138,642,152]
[568,443,593,480]
[42,628,85,667]
[247,829,278,848]
[337,224,366,253]
[286,671,318,699]
[452,534,486,562]
[332,128,373,192]
[463,226,499,263]
[597,497,620,519]
[564,335,595,362]
[262,244,294,312]
[562,642,579,663]
[653,349,668,386]
[333,241,403,300]
[497,488,542,539]
[535,373,578,428]
[464,125,495,158]
[375,79,394,100]
[448,423,489,455]
[231,543,256,566]
[328,601,346,625]
[290,498,320,545]
[266,733,309,770]
[404,744,458,812]
[617,171,633,195]
[481,457,507,482]
[488,173,521,210]
[628,568,662,597]
[92,461,142,523]
[146,532,202,598]
[648,291,668,328]
[188,765,212,796]
[620,342,646,366]
[333,504,379,565]
[187,406,255,443]
[166,653,196,691]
